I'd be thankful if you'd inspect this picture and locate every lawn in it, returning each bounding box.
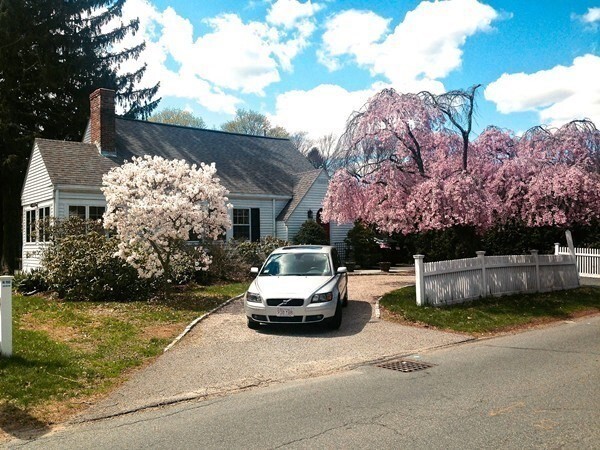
[380,285,600,335]
[0,282,247,435]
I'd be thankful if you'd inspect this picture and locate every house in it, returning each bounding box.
[21,89,351,271]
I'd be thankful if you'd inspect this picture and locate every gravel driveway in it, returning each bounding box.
[77,273,470,422]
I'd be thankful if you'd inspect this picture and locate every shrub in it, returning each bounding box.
[197,240,249,283]
[13,269,48,294]
[237,236,289,266]
[41,218,153,301]
[199,236,289,283]
[293,220,329,245]
[345,221,380,268]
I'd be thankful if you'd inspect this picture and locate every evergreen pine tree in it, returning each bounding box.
[0,0,160,271]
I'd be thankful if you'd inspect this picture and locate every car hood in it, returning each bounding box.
[252,276,333,299]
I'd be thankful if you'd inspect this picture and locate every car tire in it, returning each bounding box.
[342,291,348,307]
[247,317,260,330]
[326,301,343,330]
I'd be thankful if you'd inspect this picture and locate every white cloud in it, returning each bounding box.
[267,0,322,29]
[110,0,318,113]
[270,83,388,139]
[318,10,390,71]
[582,7,600,24]
[319,0,498,93]
[484,54,600,127]
[188,14,282,95]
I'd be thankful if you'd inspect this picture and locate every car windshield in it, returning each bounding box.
[260,253,332,277]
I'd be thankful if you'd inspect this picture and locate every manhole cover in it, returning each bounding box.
[375,359,435,373]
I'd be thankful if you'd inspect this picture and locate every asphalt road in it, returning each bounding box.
[7,315,599,449]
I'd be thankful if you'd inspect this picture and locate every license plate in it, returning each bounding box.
[276,307,294,317]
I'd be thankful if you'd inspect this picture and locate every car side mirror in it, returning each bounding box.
[250,267,259,274]
[337,267,347,274]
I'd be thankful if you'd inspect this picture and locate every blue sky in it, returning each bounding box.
[115,0,600,139]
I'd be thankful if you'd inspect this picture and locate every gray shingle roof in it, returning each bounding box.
[35,138,119,186]
[276,169,325,221]
[113,118,315,196]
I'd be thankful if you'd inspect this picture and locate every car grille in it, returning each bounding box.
[268,316,303,323]
[266,298,304,306]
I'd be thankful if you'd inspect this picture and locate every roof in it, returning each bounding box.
[276,169,324,221]
[112,118,315,196]
[35,138,119,186]
[276,245,332,253]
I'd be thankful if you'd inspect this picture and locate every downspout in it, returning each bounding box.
[272,199,276,238]
[54,187,59,219]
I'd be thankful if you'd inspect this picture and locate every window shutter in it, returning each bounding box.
[251,208,260,242]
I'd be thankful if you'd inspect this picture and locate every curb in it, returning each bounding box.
[163,293,244,352]
[349,271,415,277]
[374,296,381,320]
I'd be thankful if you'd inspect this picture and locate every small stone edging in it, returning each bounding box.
[164,293,244,352]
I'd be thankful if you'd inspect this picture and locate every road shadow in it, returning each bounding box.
[252,299,373,338]
[0,403,51,441]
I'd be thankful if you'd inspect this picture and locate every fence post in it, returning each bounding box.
[554,243,560,256]
[476,251,487,298]
[0,276,13,357]
[414,255,425,306]
[530,250,540,292]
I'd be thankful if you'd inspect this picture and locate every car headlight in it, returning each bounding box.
[246,292,262,303]
[311,292,333,303]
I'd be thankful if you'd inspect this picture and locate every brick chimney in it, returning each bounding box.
[89,88,116,156]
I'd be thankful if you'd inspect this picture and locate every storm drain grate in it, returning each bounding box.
[375,359,436,373]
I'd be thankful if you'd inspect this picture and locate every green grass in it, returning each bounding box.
[0,282,246,427]
[380,285,600,334]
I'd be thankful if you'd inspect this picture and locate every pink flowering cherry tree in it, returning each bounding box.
[102,155,231,281]
[324,85,600,235]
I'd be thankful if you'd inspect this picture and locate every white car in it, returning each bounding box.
[244,245,349,330]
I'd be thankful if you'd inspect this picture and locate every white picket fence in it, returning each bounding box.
[414,251,579,307]
[555,244,600,279]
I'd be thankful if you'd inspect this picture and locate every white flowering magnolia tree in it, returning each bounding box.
[102,156,231,281]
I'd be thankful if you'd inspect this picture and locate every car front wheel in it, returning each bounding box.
[326,301,343,330]
[247,317,260,329]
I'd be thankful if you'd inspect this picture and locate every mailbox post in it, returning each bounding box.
[0,275,13,357]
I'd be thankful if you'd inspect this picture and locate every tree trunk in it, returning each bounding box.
[1,176,21,273]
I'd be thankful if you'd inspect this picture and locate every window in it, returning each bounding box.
[232,208,261,242]
[69,205,86,219]
[331,248,341,271]
[68,205,105,221]
[39,206,50,242]
[26,210,36,242]
[25,207,51,242]
[89,206,105,221]
[233,208,250,240]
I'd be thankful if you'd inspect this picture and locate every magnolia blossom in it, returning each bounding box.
[324,87,600,234]
[102,155,231,279]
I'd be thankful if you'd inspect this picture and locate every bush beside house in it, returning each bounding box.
[293,220,329,245]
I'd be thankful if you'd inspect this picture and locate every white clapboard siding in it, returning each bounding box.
[330,221,352,248]
[227,197,292,240]
[276,220,289,241]
[286,171,330,239]
[555,245,600,278]
[21,145,53,205]
[415,251,579,306]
